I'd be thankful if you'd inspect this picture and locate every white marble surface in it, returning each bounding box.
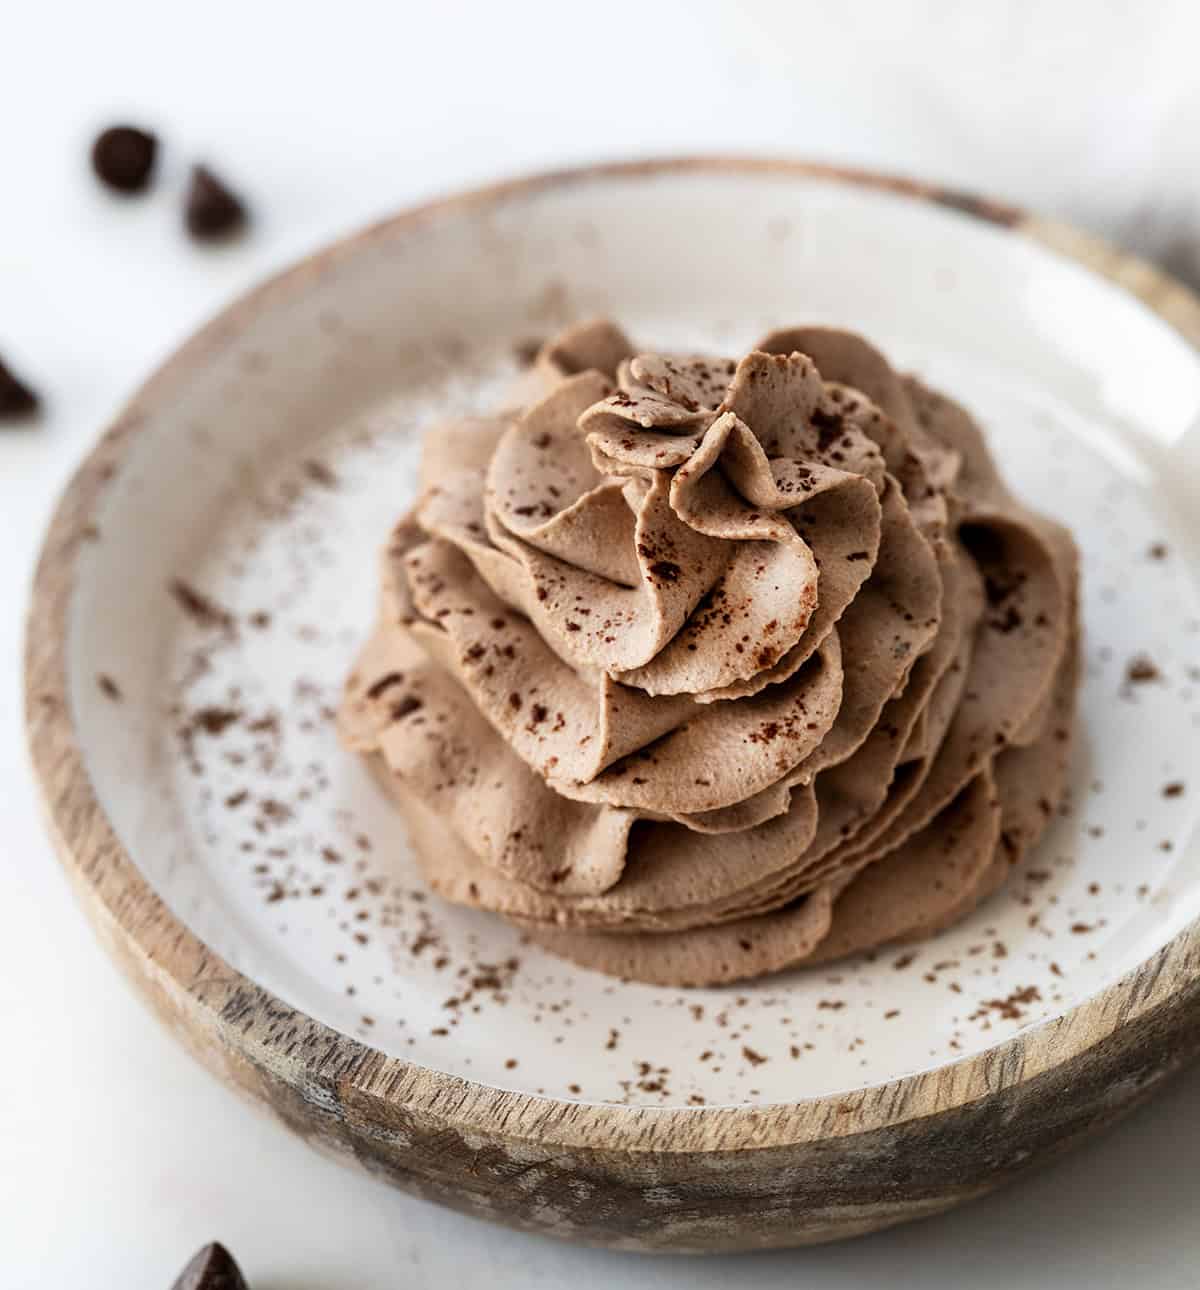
[3,2,1200,1285]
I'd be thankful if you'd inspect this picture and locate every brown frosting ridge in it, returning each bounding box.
[339,320,1079,986]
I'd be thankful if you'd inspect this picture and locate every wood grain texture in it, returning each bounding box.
[25,158,1200,1252]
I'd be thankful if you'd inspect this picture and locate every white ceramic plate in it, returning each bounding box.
[56,163,1200,1113]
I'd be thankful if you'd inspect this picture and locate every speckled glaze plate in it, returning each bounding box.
[27,160,1200,1251]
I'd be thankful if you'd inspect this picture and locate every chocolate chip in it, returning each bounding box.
[170,1241,249,1290]
[91,125,158,193]
[0,357,39,420]
[185,165,247,239]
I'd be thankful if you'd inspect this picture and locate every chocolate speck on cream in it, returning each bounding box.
[1125,654,1161,685]
[339,320,1080,986]
[169,578,235,634]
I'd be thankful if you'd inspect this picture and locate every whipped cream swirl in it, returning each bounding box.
[340,321,1078,985]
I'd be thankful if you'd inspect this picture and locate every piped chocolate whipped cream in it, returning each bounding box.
[340,321,1079,986]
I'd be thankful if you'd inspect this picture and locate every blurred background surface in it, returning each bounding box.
[4,2,1200,1286]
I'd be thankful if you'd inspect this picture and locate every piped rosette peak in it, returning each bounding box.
[340,320,1079,986]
